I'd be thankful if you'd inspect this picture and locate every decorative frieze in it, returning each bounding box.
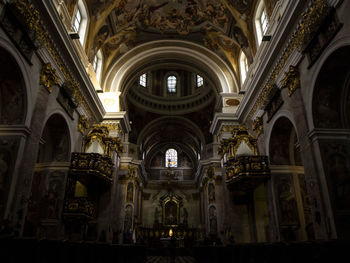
[248,0,331,119]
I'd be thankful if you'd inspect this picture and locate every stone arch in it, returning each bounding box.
[38,113,72,163]
[311,46,350,129]
[268,116,302,166]
[307,38,350,130]
[0,46,27,125]
[103,40,239,95]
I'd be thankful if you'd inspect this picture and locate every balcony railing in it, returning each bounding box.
[63,197,96,220]
[225,155,270,191]
[70,152,114,183]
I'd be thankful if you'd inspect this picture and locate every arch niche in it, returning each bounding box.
[0,46,27,220]
[269,116,313,241]
[312,46,350,239]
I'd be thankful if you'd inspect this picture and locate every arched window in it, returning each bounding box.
[165,148,177,167]
[167,75,177,93]
[73,0,89,46]
[140,73,147,87]
[239,51,249,85]
[254,1,269,45]
[93,49,103,83]
[196,75,204,87]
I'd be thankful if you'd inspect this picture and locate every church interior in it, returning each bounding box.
[0,0,349,262]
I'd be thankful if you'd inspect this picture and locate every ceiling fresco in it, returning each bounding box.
[77,0,262,78]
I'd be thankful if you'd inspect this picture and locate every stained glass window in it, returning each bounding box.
[165,148,177,167]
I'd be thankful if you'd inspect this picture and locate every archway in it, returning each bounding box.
[0,47,27,221]
[269,117,312,241]
[23,114,71,237]
[312,46,350,239]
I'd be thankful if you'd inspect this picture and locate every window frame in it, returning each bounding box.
[239,51,249,85]
[165,148,178,168]
[139,73,147,87]
[167,75,177,93]
[73,0,89,47]
[254,1,269,46]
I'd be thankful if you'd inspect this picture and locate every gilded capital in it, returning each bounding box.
[281,66,300,96]
[40,63,60,92]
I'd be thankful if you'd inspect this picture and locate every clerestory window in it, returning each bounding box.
[167,75,177,93]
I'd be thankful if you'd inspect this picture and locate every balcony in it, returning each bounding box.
[63,197,96,221]
[70,152,114,184]
[225,155,270,192]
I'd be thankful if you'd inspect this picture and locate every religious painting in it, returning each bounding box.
[207,182,215,203]
[321,143,350,210]
[209,205,217,236]
[275,175,299,227]
[124,205,133,235]
[126,182,134,203]
[163,200,178,226]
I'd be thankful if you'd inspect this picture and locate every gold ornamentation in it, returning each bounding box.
[13,1,95,121]
[78,115,90,135]
[225,156,270,191]
[252,117,263,137]
[281,66,300,96]
[127,165,138,179]
[70,152,114,182]
[248,0,330,119]
[218,126,258,159]
[40,63,59,92]
[83,124,123,156]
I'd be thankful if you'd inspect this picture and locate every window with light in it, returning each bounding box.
[255,1,269,45]
[197,75,204,87]
[93,50,103,83]
[240,52,249,84]
[140,73,147,87]
[260,8,268,35]
[73,7,82,33]
[165,148,177,167]
[167,75,177,93]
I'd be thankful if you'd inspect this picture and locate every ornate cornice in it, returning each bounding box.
[248,0,331,119]
[13,1,96,120]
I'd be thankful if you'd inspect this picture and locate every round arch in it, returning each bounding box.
[103,40,239,95]
[307,38,350,130]
[0,38,33,126]
[39,112,72,163]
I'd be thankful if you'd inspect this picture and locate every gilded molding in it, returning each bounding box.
[252,117,263,137]
[78,115,90,135]
[13,1,95,120]
[248,0,330,119]
[40,63,59,92]
[218,126,258,159]
[281,66,300,96]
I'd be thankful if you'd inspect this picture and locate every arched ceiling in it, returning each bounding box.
[64,0,269,90]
